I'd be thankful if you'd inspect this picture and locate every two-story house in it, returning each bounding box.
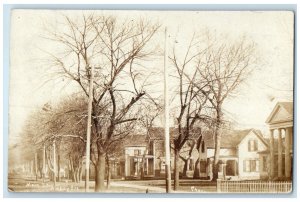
[200,129,269,180]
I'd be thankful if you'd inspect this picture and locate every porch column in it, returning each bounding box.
[146,158,148,175]
[136,160,139,176]
[125,155,128,176]
[233,160,237,176]
[285,127,291,179]
[269,129,275,180]
[278,128,283,179]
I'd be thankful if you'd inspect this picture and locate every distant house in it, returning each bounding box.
[202,129,269,180]
[147,127,203,179]
[122,134,155,179]
[122,127,201,179]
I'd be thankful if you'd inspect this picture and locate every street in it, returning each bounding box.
[8,175,217,193]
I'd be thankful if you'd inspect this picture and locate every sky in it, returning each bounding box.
[9,10,294,143]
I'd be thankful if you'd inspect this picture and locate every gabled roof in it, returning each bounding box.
[204,129,268,148]
[123,134,148,147]
[266,102,293,124]
[148,127,176,140]
[280,102,293,115]
[148,127,200,140]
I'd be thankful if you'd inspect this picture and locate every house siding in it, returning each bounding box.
[238,131,268,180]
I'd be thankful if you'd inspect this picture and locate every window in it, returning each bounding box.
[134,149,141,156]
[244,159,259,172]
[149,141,154,155]
[248,139,258,151]
[262,156,268,172]
[255,160,259,172]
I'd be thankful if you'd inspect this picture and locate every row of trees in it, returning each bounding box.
[20,96,88,187]
[16,13,257,191]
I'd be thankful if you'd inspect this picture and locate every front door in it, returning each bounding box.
[226,160,237,176]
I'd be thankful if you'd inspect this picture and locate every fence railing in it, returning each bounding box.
[217,180,292,193]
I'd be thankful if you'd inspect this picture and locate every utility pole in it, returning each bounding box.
[85,65,94,192]
[164,27,172,193]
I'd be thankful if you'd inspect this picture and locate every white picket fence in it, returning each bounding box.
[217,180,292,193]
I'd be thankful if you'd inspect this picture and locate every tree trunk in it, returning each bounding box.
[173,149,180,190]
[193,158,200,179]
[53,140,57,191]
[70,168,75,182]
[79,166,83,182]
[76,167,80,183]
[182,159,188,178]
[95,153,105,192]
[42,144,47,182]
[57,153,61,182]
[106,158,111,189]
[68,157,75,182]
[213,116,221,181]
[30,160,34,176]
[73,170,77,183]
[34,152,38,181]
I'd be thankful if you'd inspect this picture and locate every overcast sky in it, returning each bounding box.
[9,10,294,142]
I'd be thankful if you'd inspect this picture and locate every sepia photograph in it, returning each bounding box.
[7,9,294,194]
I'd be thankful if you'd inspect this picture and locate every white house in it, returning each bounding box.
[203,129,269,180]
[237,130,269,180]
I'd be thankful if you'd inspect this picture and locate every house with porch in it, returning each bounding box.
[122,134,156,179]
[122,127,201,179]
[202,129,269,180]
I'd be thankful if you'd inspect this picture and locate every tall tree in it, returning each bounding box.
[195,34,256,180]
[169,33,211,190]
[43,13,160,191]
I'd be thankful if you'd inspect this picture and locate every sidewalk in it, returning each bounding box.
[110,181,165,193]
[110,181,192,193]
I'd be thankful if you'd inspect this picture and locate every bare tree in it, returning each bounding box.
[139,99,163,135]
[195,34,256,180]
[43,13,160,191]
[169,34,211,190]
